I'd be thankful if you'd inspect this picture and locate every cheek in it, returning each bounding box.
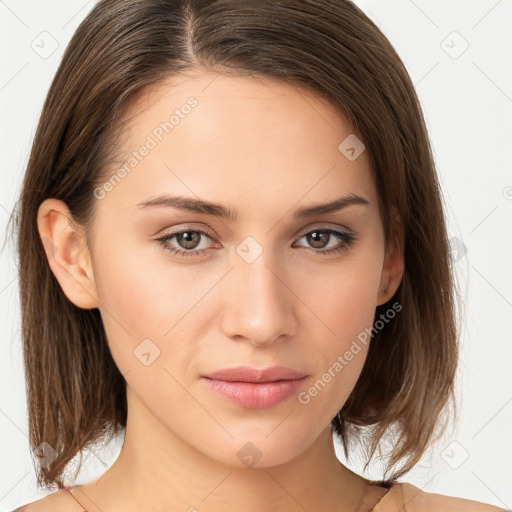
[297,283,377,421]
[299,255,383,344]
[91,237,216,377]
[91,236,169,371]
[296,255,383,405]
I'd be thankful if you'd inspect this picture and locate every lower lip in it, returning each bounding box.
[201,377,307,409]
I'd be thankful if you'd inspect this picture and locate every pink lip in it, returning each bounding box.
[201,365,308,409]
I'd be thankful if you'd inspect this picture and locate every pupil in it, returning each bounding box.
[178,232,200,249]
[308,231,328,248]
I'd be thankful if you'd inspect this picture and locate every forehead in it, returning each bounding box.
[98,70,377,218]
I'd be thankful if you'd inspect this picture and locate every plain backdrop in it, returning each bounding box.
[1,1,511,510]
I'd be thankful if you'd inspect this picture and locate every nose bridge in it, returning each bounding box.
[220,235,296,345]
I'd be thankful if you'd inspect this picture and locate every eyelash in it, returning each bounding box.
[155,226,357,259]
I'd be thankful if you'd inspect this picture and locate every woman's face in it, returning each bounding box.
[80,71,401,467]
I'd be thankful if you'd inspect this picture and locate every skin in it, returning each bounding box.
[36,70,404,512]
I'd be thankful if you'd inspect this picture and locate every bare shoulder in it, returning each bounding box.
[11,489,84,512]
[400,482,509,511]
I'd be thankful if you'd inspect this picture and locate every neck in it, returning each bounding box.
[76,387,373,512]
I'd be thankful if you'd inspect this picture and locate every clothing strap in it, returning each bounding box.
[61,486,89,511]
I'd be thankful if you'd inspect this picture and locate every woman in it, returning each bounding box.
[9,0,508,511]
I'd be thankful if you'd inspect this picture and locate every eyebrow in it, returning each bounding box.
[137,193,370,221]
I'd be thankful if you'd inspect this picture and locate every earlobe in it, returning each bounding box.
[377,210,405,306]
[37,198,99,309]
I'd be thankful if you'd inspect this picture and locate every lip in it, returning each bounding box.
[202,365,308,383]
[201,365,308,409]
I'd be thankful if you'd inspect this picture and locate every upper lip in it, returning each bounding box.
[202,365,308,383]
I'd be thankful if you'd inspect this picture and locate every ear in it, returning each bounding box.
[377,208,405,306]
[37,198,99,309]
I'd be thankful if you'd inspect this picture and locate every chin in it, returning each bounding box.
[204,432,313,470]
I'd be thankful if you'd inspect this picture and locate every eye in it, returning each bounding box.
[294,227,356,255]
[155,227,217,258]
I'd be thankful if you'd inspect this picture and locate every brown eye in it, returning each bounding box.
[305,230,331,249]
[155,227,216,258]
[174,231,202,250]
[294,228,356,254]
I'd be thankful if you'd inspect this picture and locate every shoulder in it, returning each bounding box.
[10,488,84,512]
[394,482,508,512]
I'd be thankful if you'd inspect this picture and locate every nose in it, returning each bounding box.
[219,244,298,347]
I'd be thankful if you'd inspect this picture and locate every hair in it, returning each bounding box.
[8,0,460,490]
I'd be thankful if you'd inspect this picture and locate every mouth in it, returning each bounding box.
[201,366,308,409]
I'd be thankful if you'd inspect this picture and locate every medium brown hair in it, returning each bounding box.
[9,0,460,490]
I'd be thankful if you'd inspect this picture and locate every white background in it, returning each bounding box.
[1,0,511,510]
